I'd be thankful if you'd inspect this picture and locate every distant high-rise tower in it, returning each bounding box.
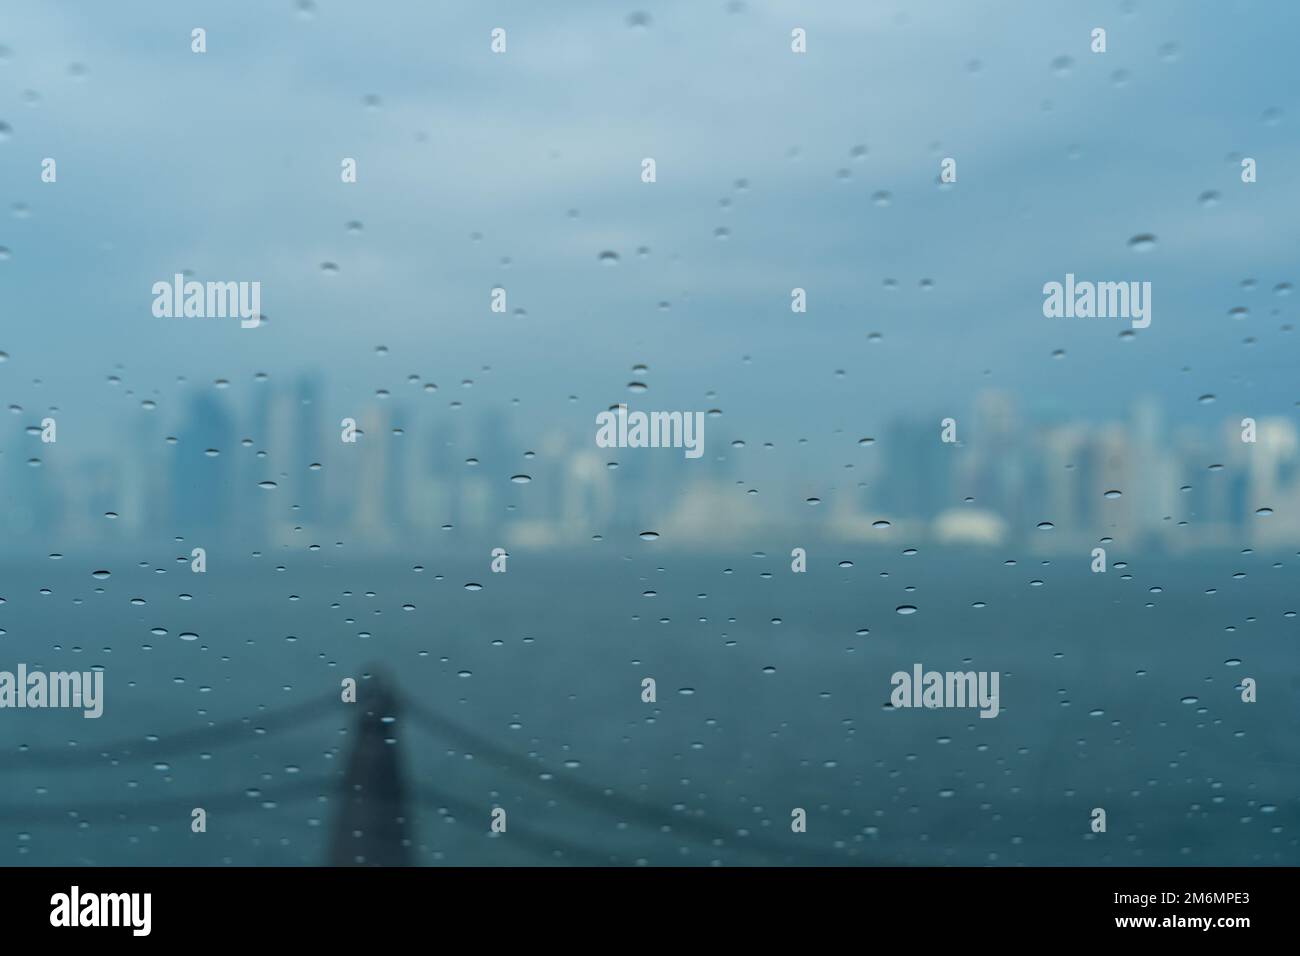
[170,392,236,536]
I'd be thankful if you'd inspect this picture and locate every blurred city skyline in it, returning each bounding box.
[5,377,1297,553]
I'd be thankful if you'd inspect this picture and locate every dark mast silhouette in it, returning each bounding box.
[328,671,412,866]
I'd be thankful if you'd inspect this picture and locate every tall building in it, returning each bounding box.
[170,392,236,537]
[877,419,954,520]
[295,375,324,525]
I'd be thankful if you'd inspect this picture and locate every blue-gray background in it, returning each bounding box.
[0,0,1296,865]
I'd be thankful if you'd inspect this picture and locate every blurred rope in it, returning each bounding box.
[3,693,340,768]
[0,688,852,864]
[0,774,336,823]
[400,697,846,865]
[0,775,626,865]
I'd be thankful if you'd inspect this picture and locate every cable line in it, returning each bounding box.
[4,693,340,768]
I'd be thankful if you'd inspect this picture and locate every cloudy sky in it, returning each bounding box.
[1,0,1297,468]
